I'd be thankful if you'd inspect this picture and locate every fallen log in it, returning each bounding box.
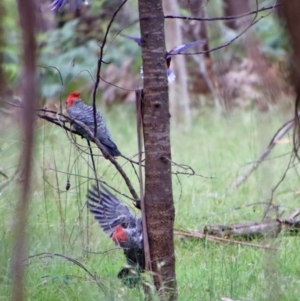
[175,211,300,248]
[204,217,300,239]
[174,229,277,250]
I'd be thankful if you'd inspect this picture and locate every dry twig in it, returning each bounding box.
[230,115,297,191]
[25,252,106,293]
[174,229,278,251]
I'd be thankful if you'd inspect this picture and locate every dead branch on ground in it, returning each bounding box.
[175,210,300,248]
[203,216,300,239]
[174,229,277,250]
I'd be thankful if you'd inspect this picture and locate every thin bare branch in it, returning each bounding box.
[288,209,300,220]
[25,252,106,293]
[262,154,296,221]
[73,119,140,206]
[92,0,128,137]
[164,3,279,22]
[230,115,297,191]
[178,7,275,56]
[161,155,214,178]
[12,105,140,205]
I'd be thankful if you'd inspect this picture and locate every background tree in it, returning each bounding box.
[163,0,191,129]
[11,0,37,300]
[138,0,177,299]
[281,1,300,151]
[179,0,219,109]
[220,0,282,110]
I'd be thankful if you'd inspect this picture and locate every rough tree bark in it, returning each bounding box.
[138,0,177,300]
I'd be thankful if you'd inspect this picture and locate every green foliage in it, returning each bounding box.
[38,0,140,99]
[255,15,288,60]
[1,0,141,101]
[2,0,20,86]
[39,19,100,98]
[120,268,142,288]
[1,107,300,300]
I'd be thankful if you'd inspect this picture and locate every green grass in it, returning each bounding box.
[1,105,300,300]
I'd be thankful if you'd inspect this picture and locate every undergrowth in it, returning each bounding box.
[1,105,300,301]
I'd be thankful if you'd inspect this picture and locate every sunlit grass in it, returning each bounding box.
[1,105,300,300]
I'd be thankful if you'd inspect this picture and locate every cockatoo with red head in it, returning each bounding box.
[66,92,121,158]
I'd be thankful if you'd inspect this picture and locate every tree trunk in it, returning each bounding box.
[163,0,191,129]
[223,0,282,110]
[179,0,218,108]
[11,1,37,301]
[280,0,300,152]
[222,0,250,29]
[138,1,177,300]
[180,0,210,56]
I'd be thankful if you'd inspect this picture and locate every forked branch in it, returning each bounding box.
[36,109,140,207]
[230,114,299,191]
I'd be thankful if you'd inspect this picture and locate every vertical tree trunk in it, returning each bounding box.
[281,1,300,150]
[223,0,249,29]
[163,0,191,129]
[11,1,37,301]
[180,0,218,108]
[180,0,210,56]
[138,1,177,300]
[221,0,280,110]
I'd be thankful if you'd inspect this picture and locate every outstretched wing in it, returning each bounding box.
[120,34,142,47]
[87,185,137,236]
[168,40,205,56]
[50,0,88,11]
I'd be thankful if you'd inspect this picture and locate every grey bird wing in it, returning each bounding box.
[50,0,67,10]
[87,185,137,236]
[120,34,142,47]
[95,132,121,157]
[68,101,121,156]
[168,40,205,56]
[51,0,86,11]
[73,101,110,137]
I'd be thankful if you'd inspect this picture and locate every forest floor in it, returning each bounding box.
[1,104,300,301]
